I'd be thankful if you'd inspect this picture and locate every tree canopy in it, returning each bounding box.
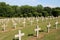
[0,2,60,18]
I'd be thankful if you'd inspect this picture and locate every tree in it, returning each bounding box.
[0,2,60,17]
[0,2,7,17]
[36,5,43,13]
[52,9,60,17]
[42,11,49,17]
[20,5,36,17]
[44,7,52,16]
[32,12,39,17]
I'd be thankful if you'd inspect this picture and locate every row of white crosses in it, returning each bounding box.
[29,17,39,26]
[1,19,9,31]
[1,18,12,32]
[2,24,6,31]
[12,19,17,29]
[0,18,18,31]
[23,18,26,27]
[41,17,44,22]
[0,17,58,31]
[1,20,58,33]
[0,18,36,32]
[11,18,34,27]
[14,18,21,23]
[22,17,39,27]
[36,17,39,25]
[47,21,58,33]
[30,18,33,26]
[0,18,58,40]
[19,17,38,26]
[15,25,41,40]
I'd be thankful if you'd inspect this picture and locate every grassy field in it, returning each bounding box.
[0,17,60,40]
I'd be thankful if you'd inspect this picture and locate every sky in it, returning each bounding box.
[0,0,60,7]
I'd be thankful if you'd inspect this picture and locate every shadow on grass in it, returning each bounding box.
[13,38,19,40]
[39,30,44,32]
[28,33,34,36]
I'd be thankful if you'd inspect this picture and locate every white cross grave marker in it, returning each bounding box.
[55,21,58,29]
[1,19,3,25]
[52,17,55,19]
[12,19,17,29]
[47,22,51,33]
[32,17,35,21]
[18,18,21,23]
[50,17,52,20]
[23,18,26,27]
[45,17,48,23]
[30,19,33,26]
[28,18,30,21]
[36,17,39,25]
[15,30,24,40]
[13,22,17,29]
[2,24,6,31]
[42,17,44,22]
[12,18,15,23]
[35,25,41,38]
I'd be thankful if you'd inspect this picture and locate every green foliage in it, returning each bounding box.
[52,9,60,17]
[44,7,52,16]
[42,11,49,17]
[0,2,60,17]
[36,5,43,13]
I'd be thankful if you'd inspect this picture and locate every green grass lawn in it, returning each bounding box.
[0,17,60,40]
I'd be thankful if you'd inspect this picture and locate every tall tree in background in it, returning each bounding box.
[52,9,60,17]
[0,2,7,17]
[44,7,52,16]
[42,11,49,17]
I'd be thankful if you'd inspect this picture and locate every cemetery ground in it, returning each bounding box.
[0,17,60,40]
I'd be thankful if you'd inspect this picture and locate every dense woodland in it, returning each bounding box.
[0,2,60,18]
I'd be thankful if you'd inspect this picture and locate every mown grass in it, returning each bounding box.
[0,17,60,40]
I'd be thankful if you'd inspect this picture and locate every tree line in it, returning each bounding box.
[0,2,60,18]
